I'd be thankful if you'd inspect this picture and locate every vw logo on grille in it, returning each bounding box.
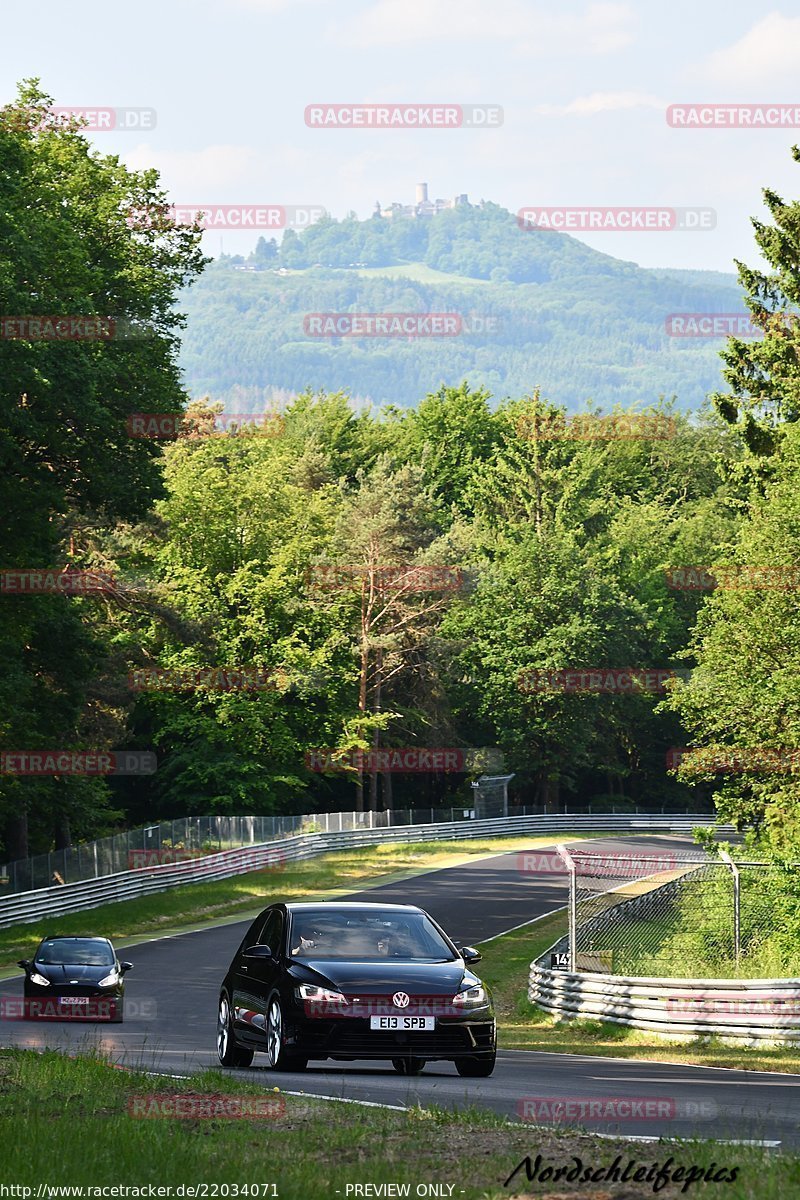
[392,991,410,1008]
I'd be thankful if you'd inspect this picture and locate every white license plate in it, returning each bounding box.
[369,1016,434,1031]
[59,996,90,1005]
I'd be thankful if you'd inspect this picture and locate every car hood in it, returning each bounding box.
[33,963,113,983]
[289,959,477,995]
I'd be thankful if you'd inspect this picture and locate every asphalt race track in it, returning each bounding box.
[2,834,799,1146]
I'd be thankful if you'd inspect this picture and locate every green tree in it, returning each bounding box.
[317,457,455,811]
[0,80,205,855]
[666,420,800,853]
[711,145,800,455]
[397,383,498,512]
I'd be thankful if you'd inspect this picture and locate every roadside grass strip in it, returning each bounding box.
[0,1049,795,1198]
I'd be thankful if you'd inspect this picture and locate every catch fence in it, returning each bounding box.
[0,809,475,894]
[0,802,709,895]
[551,846,796,977]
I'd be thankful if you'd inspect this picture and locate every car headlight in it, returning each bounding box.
[29,973,50,987]
[97,972,119,987]
[452,984,488,1008]
[294,984,348,1004]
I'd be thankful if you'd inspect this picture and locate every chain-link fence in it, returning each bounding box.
[0,802,716,897]
[555,846,800,979]
[0,806,485,894]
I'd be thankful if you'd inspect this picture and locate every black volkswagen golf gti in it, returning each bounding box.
[217,902,496,1076]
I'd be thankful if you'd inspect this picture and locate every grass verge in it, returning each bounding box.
[480,913,800,1074]
[0,1049,795,1198]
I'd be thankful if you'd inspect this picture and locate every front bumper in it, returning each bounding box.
[17,987,123,1021]
[285,1013,496,1061]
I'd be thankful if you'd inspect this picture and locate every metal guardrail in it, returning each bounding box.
[0,812,720,930]
[529,963,800,1043]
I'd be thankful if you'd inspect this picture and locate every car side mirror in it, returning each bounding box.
[244,944,274,959]
[460,946,482,965]
[16,960,31,971]
[120,962,133,973]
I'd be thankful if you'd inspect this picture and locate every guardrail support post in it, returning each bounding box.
[719,849,740,966]
[556,843,577,972]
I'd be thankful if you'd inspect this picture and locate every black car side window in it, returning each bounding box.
[260,911,284,954]
[237,914,267,957]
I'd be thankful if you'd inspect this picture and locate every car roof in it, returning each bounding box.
[38,935,112,943]
[285,902,423,913]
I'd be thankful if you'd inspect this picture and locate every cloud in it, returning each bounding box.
[123,144,267,194]
[534,90,662,117]
[703,13,800,85]
[232,0,319,9]
[337,0,635,54]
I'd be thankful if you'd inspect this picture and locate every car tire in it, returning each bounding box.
[392,1057,426,1075]
[110,1000,124,1024]
[455,1052,496,1078]
[264,995,306,1071]
[217,993,254,1069]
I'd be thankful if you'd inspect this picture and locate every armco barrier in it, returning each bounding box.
[0,813,720,930]
[529,962,800,1044]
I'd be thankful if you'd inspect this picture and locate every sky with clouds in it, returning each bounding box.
[4,0,800,271]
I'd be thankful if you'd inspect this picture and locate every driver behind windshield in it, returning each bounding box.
[291,921,323,956]
[37,939,114,966]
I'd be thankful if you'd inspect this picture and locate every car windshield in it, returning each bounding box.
[36,939,115,966]
[289,909,457,961]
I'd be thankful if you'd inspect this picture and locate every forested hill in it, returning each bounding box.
[178,202,742,412]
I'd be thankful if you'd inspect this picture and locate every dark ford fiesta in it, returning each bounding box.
[17,936,132,1021]
[217,902,496,1076]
